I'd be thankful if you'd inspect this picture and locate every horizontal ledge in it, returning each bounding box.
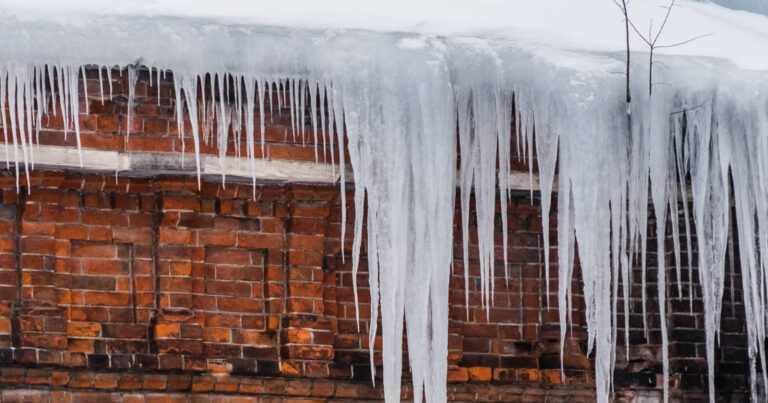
[0,144,541,191]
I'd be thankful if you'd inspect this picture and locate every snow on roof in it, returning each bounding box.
[2,0,768,70]
[1,2,768,403]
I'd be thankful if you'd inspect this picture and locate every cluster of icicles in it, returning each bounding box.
[1,49,767,403]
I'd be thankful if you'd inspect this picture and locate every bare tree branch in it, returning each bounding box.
[613,0,633,105]
[652,1,676,45]
[670,101,708,115]
[655,33,713,49]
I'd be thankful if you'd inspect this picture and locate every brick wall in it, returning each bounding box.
[0,68,753,402]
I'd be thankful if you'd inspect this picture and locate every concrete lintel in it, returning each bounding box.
[0,144,541,190]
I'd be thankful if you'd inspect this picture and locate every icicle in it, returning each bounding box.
[0,68,9,168]
[326,79,337,173]
[244,77,256,196]
[216,72,228,186]
[180,73,202,188]
[289,78,296,139]
[267,79,274,122]
[66,66,82,167]
[320,84,328,163]
[1,27,768,403]
[258,79,266,155]
[57,65,69,138]
[9,71,31,190]
[40,65,48,116]
[299,79,306,144]
[98,66,104,104]
[309,82,318,162]
[46,65,55,117]
[33,65,43,150]
[106,67,113,100]
[126,66,137,138]
[80,65,89,115]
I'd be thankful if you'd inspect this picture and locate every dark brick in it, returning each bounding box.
[256,360,280,376]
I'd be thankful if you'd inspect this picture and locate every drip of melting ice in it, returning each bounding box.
[1,20,768,403]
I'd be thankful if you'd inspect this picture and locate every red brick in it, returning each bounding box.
[21,237,55,254]
[84,291,130,306]
[260,218,284,233]
[268,144,315,161]
[159,229,192,244]
[288,251,323,267]
[97,116,120,132]
[81,133,121,150]
[287,234,324,251]
[126,136,173,152]
[56,225,88,240]
[70,243,117,259]
[112,228,152,243]
[200,231,236,246]
[22,221,55,236]
[162,196,199,211]
[448,367,469,382]
[238,233,284,249]
[292,204,330,217]
[1,390,48,403]
[93,374,119,389]
[144,118,168,134]
[143,374,167,390]
[82,211,128,227]
[119,374,143,390]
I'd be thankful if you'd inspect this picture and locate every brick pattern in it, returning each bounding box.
[0,169,751,401]
[0,65,754,401]
[29,68,341,164]
[0,367,614,403]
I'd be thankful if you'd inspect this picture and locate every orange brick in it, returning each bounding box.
[283,329,312,344]
[143,374,167,390]
[67,322,101,337]
[541,369,562,386]
[170,262,191,276]
[154,323,180,338]
[517,368,541,383]
[280,361,302,377]
[447,367,469,382]
[467,367,492,382]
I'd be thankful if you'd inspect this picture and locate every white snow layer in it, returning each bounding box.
[1,1,768,403]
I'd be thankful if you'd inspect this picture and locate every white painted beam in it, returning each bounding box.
[0,144,541,190]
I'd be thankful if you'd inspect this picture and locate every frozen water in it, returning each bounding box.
[1,3,768,403]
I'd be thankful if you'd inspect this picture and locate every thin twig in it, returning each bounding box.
[669,101,708,115]
[655,33,714,49]
[612,0,632,104]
